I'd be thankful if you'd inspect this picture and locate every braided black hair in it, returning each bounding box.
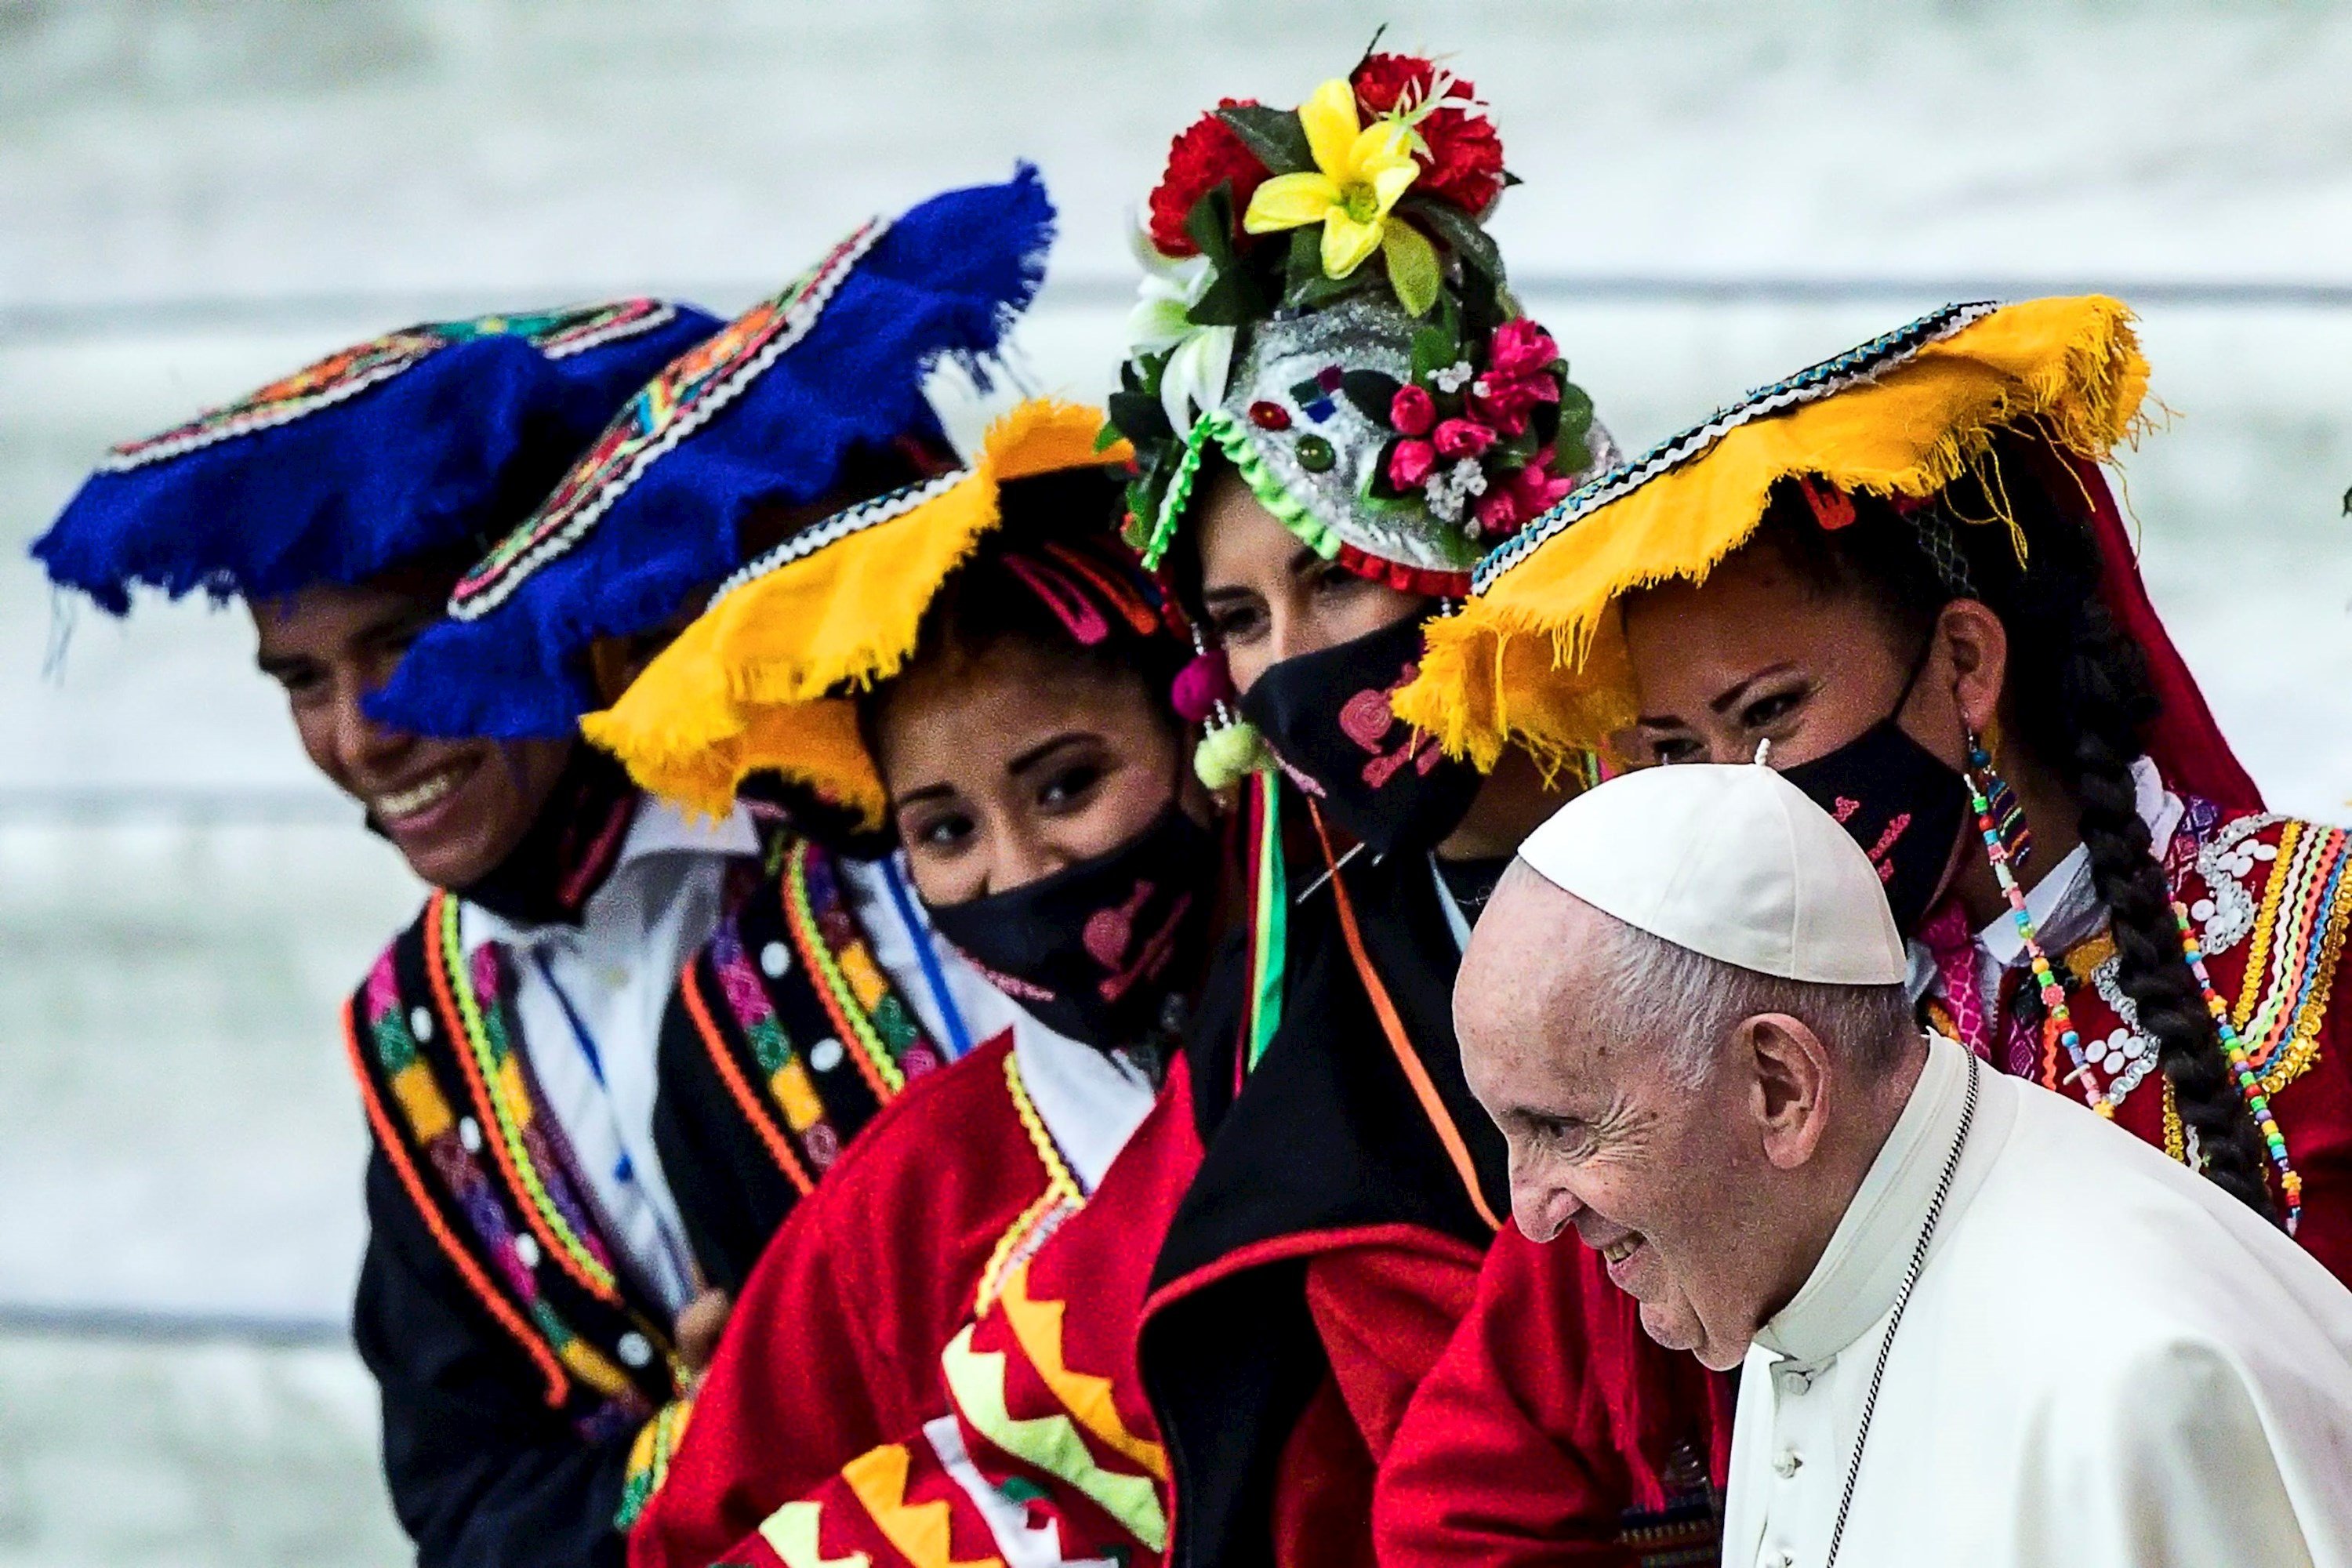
[1752,435,2278,1221]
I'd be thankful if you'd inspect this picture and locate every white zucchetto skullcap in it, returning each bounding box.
[1516,764,1908,985]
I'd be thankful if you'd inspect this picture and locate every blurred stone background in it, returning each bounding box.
[4,2,2350,1563]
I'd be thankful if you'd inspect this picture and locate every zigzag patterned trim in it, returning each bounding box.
[450,219,892,621]
[535,298,681,359]
[101,331,447,472]
[710,465,967,607]
[1471,301,1999,592]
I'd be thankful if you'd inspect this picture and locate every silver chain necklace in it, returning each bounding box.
[1820,1053,1981,1568]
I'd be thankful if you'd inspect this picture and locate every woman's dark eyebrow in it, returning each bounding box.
[893,782,954,808]
[1708,663,1799,716]
[1007,732,1099,777]
[1286,544,1327,579]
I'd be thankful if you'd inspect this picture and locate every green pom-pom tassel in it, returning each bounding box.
[1195,720,1269,791]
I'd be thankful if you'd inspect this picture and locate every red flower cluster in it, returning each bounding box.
[1382,316,1578,536]
[1475,445,1577,536]
[1351,54,1506,216]
[1146,99,1269,257]
[1471,318,1563,437]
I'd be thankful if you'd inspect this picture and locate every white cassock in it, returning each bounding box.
[1726,1033,2352,1568]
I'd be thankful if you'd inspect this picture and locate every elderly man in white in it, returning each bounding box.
[1454,761,2352,1568]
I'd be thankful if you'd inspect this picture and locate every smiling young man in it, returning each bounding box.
[252,564,575,887]
[35,300,732,1564]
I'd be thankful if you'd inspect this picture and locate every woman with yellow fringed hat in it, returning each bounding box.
[596,401,1229,1568]
[1377,296,2352,1566]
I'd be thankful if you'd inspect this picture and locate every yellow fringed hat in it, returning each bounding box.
[1392,296,2151,768]
[582,398,1134,822]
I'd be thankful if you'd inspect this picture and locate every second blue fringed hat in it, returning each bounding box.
[32,299,720,614]
[367,164,1058,740]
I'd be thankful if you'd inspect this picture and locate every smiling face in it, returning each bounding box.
[252,575,572,890]
[871,637,1193,906]
[1192,468,1427,695]
[1457,870,1847,1371]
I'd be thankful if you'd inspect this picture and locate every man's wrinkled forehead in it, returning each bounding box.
[1459,873,1609,1047]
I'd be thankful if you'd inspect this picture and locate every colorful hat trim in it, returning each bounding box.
[32,299,715,615]
[582,400,1132,823]
[369,165,1055,739]
[1393,295,2152,768]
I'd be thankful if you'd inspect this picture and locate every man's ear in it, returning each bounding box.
[1740,1012,1832,1171]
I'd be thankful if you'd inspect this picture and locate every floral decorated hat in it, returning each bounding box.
[1112,49,1616,597]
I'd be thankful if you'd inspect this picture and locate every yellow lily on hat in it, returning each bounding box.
[1243,78,1421,283]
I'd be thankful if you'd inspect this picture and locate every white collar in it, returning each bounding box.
[1906,756,2178,1000]
[1756,1033,1979,1366]
[465,800,760,951]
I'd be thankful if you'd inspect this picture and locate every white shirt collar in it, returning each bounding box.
[466,799,760,952]
[1756,1033,1975,1367]
[1906,756,2177,1000]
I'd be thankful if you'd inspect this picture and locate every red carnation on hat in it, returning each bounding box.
[1147,100,1272,257]
[1351,54,1506,216]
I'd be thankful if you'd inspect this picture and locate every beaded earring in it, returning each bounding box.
[1974,728,2033,874]
[1961,735,2107,1119]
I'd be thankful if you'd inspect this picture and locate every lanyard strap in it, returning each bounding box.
[527,949,695,1287]
[880,854,975,1062]
[1309,805,1503,1234]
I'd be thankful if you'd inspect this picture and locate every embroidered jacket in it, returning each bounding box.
[347,829,942,1567]
[625,1033,1116,1568]
[1373,795,2352,1568]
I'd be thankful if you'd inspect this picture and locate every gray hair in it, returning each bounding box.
[1577,909,1920,1090]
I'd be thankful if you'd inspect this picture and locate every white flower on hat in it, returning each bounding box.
[1125,220,1236,438]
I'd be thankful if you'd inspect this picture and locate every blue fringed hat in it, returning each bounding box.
[366,165,1058,741]
[32,299,720,615]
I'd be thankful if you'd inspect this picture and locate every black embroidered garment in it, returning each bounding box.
[1141,822,1512,1568]
[347,895,681,1568]
[651,834,946,1295]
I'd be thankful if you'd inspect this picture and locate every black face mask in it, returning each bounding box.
[927,802,1215,1052]
[1778,699,1970,940]
[1237,614,1483,858]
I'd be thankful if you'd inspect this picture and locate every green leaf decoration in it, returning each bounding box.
[1107,389,1174,446]
[1555,381,1595,448]
[1491,428,1540,472]
[1217,104,1315,175]
[1189,265,1269,327]
[1410,321,1461,387]
[1289,267,1372,310]
[1382,220,1441,318]
[1339,368,1404,423]
[1282,227,1326,303]
[1184,186,1241,275]
[1404,195,1507,292]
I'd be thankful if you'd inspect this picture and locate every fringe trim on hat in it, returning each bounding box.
[1140,406,1468,595]
[582,400,1131,822]
[1394,296,2151,771]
